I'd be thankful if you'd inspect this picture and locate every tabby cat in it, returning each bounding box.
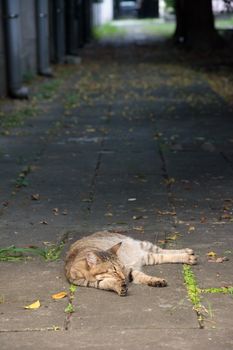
[65,231,197,296]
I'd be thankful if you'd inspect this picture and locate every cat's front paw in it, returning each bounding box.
[185,248,194,255]
[148,278,167,287]
[186,254,197,265]
[117,282,128,296]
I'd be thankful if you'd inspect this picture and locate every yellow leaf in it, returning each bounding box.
[164,177,175,186]
[24,300,41,309]
[167,234,180,241]
[207,251,217,258]
[52,291,68,300]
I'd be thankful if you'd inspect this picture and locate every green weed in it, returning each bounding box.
[183,264,205,327]
[65,302,75,313]
[215,16,233,29]
[64,284,77,317]
[35,79,62,100]
[42,241,65,262]
[200,286,233,295]
[0,246,46,262]
[93,22,126,40]
[0,106,38,132]
[23,71,36,83]
[0,241,65,262]
[64,93,79,110]
[15,165,31,188]
[140,19,175,37]
[69,284,77,294]
[183,264,202,311]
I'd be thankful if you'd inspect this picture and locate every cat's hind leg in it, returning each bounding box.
[140,240,195,256]
[131,270,167,287]
[143,251,197,265]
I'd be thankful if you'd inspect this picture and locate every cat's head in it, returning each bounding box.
[86,242,129,296]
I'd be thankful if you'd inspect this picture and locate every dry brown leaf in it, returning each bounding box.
[52,291,68,300]
[31,194,40,201]
[133,215,143,220]
[53,208,59,216]
[40,220,48,225]
[157,210,176,216]
[133,226,144,232]
[200,216,207,223]
[105,212,113,217]
[220,213,232,220]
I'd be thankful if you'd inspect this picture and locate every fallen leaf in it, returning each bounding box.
[53,208,59,216]
[133,226,144,232]
[167,233,181,241]
[52,291,68,300]
[105,212,113,217]
[220,213,232,220]
[188,226,195,232]
[31,194,40,201]
[207,251,217,258]
[157,210,176,216]
[164,177,175,186]
[133,215,143,220]
[158,239,166,244]
[24,300,40,310]
[40,220,48,225]
[200,216,207,223]
[86,127,96,133]
[81,198,92,203]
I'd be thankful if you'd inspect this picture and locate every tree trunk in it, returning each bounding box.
[174,0,223,49]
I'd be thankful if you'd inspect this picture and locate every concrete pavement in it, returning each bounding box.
[1,37,233,349]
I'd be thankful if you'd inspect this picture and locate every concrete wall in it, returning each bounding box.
[0,2,7,96]
[92,0,114,26]
[0,0,37,96]
[19,0,37,77]
[0,0,92,97]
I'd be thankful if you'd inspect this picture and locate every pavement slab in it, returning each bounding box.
[1,28,233,349]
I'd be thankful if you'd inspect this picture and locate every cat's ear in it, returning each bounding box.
[86,252,98,267]
[108,242,122,255]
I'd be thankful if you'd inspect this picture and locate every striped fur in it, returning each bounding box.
[65,231,197,296]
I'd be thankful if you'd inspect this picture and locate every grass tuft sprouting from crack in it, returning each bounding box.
[64,284,77,330]
[0,241,65,262]
[183,264,205,328]
[200,286,233,296]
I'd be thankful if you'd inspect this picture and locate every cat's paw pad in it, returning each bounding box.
[148,278,167,287]
[186,254,197,265]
